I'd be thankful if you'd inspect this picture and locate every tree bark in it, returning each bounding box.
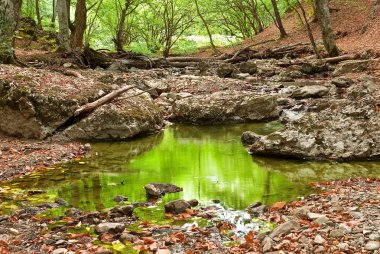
[57,0,71,52]
[315,0,339,56]
[270,0,287,38]
[0,0,21,64]
[296,0,320,58]
[71,0,87,50]
[194,0,218,54]
[35,0,42,29]
[51,0,56,27]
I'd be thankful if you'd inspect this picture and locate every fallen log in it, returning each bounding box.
[224,39,276,63]
[74,85,136,118]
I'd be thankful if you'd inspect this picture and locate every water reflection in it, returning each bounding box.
[4,123,380,211]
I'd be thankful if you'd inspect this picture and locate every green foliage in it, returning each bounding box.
[20,0,300,55]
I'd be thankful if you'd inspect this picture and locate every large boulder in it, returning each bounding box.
[332,60,370,76]
[291,85,330,99]
[0,72,90,139]
[56,93,163,141]
[245,84,380,161]
[0,65,164,141]
[171,91,279,124]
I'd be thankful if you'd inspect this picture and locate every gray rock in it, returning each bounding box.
[247,205,268,216]
[291,85,329,99]
[330,229,346,238]
[109,205,134,217]
[58,93,163,141]
[216,63,238,78]
[172,91,279,124]
[300,61,328,74]
[113,195,128,203]
[94,223,125,234]
[307,213,325,220]
[144,183,183,198]
[337,242,349,250]
[291,206,310,219]
[247,91,380,161]
[238,61,257,75]
[364,241,380,250]
[369,234,380,241]
[333,60,370,76]
[52,248,68,254]
[315,216,329,225]
[331,76,353,88]
[269,220,300,238]
[119,233,138,243]
[55,198,69,206]
[314,234,325,244]
[262,236,273,252]
[164,199,198,214]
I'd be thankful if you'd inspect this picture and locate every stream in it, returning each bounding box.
[2,123,380,215]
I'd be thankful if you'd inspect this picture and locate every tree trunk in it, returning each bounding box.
[57,0,71,52]
[315,0,339,56]
[271,0,287,38]
[297,0,320,58]
[51,0,56,27]
[0,0,21,64]
[113,0,129,53]
[35,0,42,30]
[194,0,218,54]
[71,0,87,50]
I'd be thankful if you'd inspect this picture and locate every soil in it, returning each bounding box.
[0,135,87,181]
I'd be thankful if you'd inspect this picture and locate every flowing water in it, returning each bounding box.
[2,122,380,214]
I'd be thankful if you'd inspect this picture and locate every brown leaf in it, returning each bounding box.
[270,201,287,211]
[244,231,255,244]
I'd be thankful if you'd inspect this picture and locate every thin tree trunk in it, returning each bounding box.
[57,0,71,52]
[271,0,287,38]
[194,0,218,54]
[113,0,130,53]
[71,0,87,50]
[315,0,339,56]
[297,0,320,58]
[51,0,56,27]
[35,0,42,30]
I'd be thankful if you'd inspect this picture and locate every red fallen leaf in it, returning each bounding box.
[0,246,10,254]
[99,233,114,243]
[142,237,155,244]
[148,242,158,250]
[244,231,255,244]
[12,240,21,245]
[185,250,193,254]
[174,213,192,220]
[134,245,148,251]
[270,201,287,211]
[171,232,186,243]
[196,228,210,236]
[0,241,8,247]
[156,249,171,254]
[41,244,53,252]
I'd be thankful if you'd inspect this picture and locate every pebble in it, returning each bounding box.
[330,229,346,238]
[364,241,380,251]
[314,234,326,244]
[52,248,68,254]
[8,228,19,235]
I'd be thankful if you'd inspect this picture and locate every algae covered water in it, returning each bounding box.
[2,123,380,213]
